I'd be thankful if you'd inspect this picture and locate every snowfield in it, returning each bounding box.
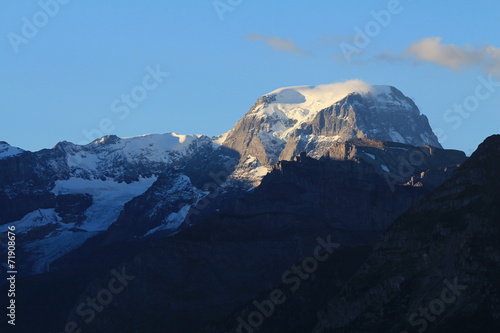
[0,142,25,159]
[252,80,403,141]
[51,177,158,231]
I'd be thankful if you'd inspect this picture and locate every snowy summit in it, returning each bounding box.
[250,80,418,141]
[222,79,442,167]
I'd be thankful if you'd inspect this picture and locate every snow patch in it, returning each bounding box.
[388,128,406,144]
[244,156,269,178]
[0,142,24,159]
[265,80,379,116]
[0,209,99,274]
[230,156,270,184]
[51,177,157,231]
[144,204,192,237]
[27,230,100,274]
[212,130,231,147]
[119,132,199,151]
[364,152,376,159]
[0,209,61,235]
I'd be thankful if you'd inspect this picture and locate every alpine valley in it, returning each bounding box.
[0,80,498,332]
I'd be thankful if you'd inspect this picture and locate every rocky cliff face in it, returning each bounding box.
[321,138,464,190]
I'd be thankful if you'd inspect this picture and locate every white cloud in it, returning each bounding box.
[406,37,484,71]
[483,45,500,76]
[377,37,500,76]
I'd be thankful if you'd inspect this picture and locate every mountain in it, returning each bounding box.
[222,80,441,183]
[0,138,464,333]
[0,80,448,277]
[0,133,239,275]
[0,80,473,333]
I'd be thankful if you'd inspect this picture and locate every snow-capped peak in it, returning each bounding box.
[222,79,442,172]
[0,141,25,159]
[52,132,204,182]
[268,80,380,111]
[248,80,414,142]
[255,80,397,121]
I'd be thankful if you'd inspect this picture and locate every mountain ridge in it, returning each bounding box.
[0,80,453,277]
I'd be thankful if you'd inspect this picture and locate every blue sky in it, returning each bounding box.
[1,0,499,155]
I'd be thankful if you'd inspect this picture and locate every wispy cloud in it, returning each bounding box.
[406,37,485,71]
[377,37,500,76]
[374,50,405,64]
[246,34,310,57]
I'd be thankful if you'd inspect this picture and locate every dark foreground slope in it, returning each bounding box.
[198,136,500,333]
[314,135,500,333]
